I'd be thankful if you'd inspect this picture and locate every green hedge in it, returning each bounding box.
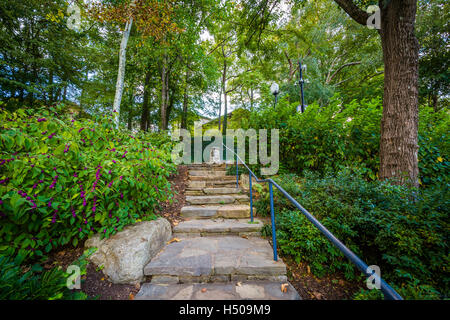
[246,95,449,185]
[0,105,176,263]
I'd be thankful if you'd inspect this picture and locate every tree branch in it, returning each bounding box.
[334,0,370,26]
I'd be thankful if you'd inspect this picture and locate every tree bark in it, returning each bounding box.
[159,53,171,131]
[140,70,151,131]
[221,59,227,135]
[128,90,133,131]
[334,0,420,187]
[113,19,133,128]
[378,0,419,187]
[181,67,189,129]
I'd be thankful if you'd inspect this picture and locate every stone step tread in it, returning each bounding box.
[189,176,236,182]
[186,195,249,205]
[180,205,253,219]
[185,188,243,195]
[135,281,300,300]
[143,236,286,278]
[189,170,227,176]
[174,218,263,234]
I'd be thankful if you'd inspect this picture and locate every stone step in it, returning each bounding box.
[185,195,249,205]
[143,236,287,283]
[185,187,244,196]
[189,170,227,177]
[186,163,226,168]
[189,176,235,182]
[135,281,300,300]
[173,218,263,237]
[180,205,254,219]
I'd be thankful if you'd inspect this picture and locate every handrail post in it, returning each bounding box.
[269,181,278,261]
[249,171,254,222]
[235,151,239,189]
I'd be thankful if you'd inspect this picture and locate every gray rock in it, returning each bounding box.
[84,218,172,284]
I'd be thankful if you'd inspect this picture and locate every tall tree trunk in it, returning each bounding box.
[113,19,133,128]
[49,69,54,103]
[221,60,227,135]
[431,94,438,112]
[181,67,189,129]
[378,0,419,187]
[128,89,134,131]
[140,70,151,131]
[218,86,222,131]
[334,0,420,187]
[160,54,168,131]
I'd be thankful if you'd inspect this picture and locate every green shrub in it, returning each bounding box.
[256,170,449,299]
[247,95,449,184]
[0,105,176,263]
[0,247,95,300]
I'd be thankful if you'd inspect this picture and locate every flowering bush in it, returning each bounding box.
[0,105,176,262]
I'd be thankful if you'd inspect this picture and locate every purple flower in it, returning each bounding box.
[79,227,82,232]
[78,128,84,133]
[37,118,46,122]
[112,160,116,164]
[41,131,47,135]
[63,144,70,153]
[73,172,78,177]
[108,181,113,188]
[48,133,56,139]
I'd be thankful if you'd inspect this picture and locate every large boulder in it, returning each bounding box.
[84,218,172,284]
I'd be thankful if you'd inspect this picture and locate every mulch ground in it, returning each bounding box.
[44,165,189,300]
[283,256,364,300]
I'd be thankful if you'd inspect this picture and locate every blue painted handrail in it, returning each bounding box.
[221,142,403,300]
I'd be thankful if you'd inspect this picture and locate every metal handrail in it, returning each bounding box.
[220,142,403,300]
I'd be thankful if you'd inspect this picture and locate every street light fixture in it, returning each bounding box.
[298,59,306,113]
[270,82,279,107]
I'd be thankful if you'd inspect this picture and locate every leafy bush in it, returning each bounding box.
[247,95,449,184]
[0,247,95,300]
[0,105,176,263]
[256,170,449,299]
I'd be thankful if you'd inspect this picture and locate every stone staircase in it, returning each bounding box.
[136,163,300,300]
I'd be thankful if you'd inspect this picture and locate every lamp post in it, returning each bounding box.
[270,82,279,107]
[298,59,305,113]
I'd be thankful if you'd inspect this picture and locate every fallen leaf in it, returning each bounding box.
[129,293,134,300]
[314,292,322,299]
[307,266,311,274]
[173,221,179,226]
[167,238,181,244]
[281,283,288,293]
[135,282,141,290]
[101,277,105,281]
[241,235,248,239]
[201,288,207,293]
[236,282,242,287]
